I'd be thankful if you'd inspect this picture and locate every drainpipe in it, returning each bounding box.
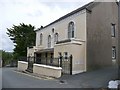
[118,0,120,79]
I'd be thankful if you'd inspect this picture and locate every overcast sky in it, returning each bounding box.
[0,0,118,52]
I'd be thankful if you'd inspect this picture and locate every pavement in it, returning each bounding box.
[59,66,118,88]
[2,66,119,88]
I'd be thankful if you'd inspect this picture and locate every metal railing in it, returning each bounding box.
[35,57,60,67]
[19,55,72,75]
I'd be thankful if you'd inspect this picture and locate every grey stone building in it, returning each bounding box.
[86,2,118,69]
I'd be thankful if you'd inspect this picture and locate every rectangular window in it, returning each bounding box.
[112,46,116,59]
[111,24,115,37]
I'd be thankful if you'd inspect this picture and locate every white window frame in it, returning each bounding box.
[40,33,43,45]
[68,22,74,38]
[54,33,59,43]
[48,35,51,48]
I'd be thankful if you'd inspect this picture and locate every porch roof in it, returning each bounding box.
[35,48,54,53]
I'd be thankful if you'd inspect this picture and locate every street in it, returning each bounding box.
[2,68,74,88]
[2,67,118,88]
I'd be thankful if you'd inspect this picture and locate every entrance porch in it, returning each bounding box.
[35,48,56,66]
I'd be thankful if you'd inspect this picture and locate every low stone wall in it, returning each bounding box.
[33,64,62,78]
[18,61,28,71]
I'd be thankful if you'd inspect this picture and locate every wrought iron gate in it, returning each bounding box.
[35,54,72,75]
[59,55,72,75]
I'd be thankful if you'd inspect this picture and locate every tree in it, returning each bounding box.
[7,23,35,60]
[1,50,13,67]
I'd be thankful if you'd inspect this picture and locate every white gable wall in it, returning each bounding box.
[36,9,87,49]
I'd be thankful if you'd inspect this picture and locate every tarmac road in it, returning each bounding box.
[2,67,74,88]
[2,66,118,88]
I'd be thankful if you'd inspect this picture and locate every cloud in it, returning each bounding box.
[2,33,14,52]
[0,0,93,52]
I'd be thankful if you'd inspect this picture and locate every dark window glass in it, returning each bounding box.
[112,46,116,59]
[64,52,68,59]
[48,35,51,48]
[111,24,115,37]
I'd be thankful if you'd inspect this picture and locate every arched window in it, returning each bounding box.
[68,22,74,38]
[48,35,51,47]
[40,33,43,45]
[54,33,59,42]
